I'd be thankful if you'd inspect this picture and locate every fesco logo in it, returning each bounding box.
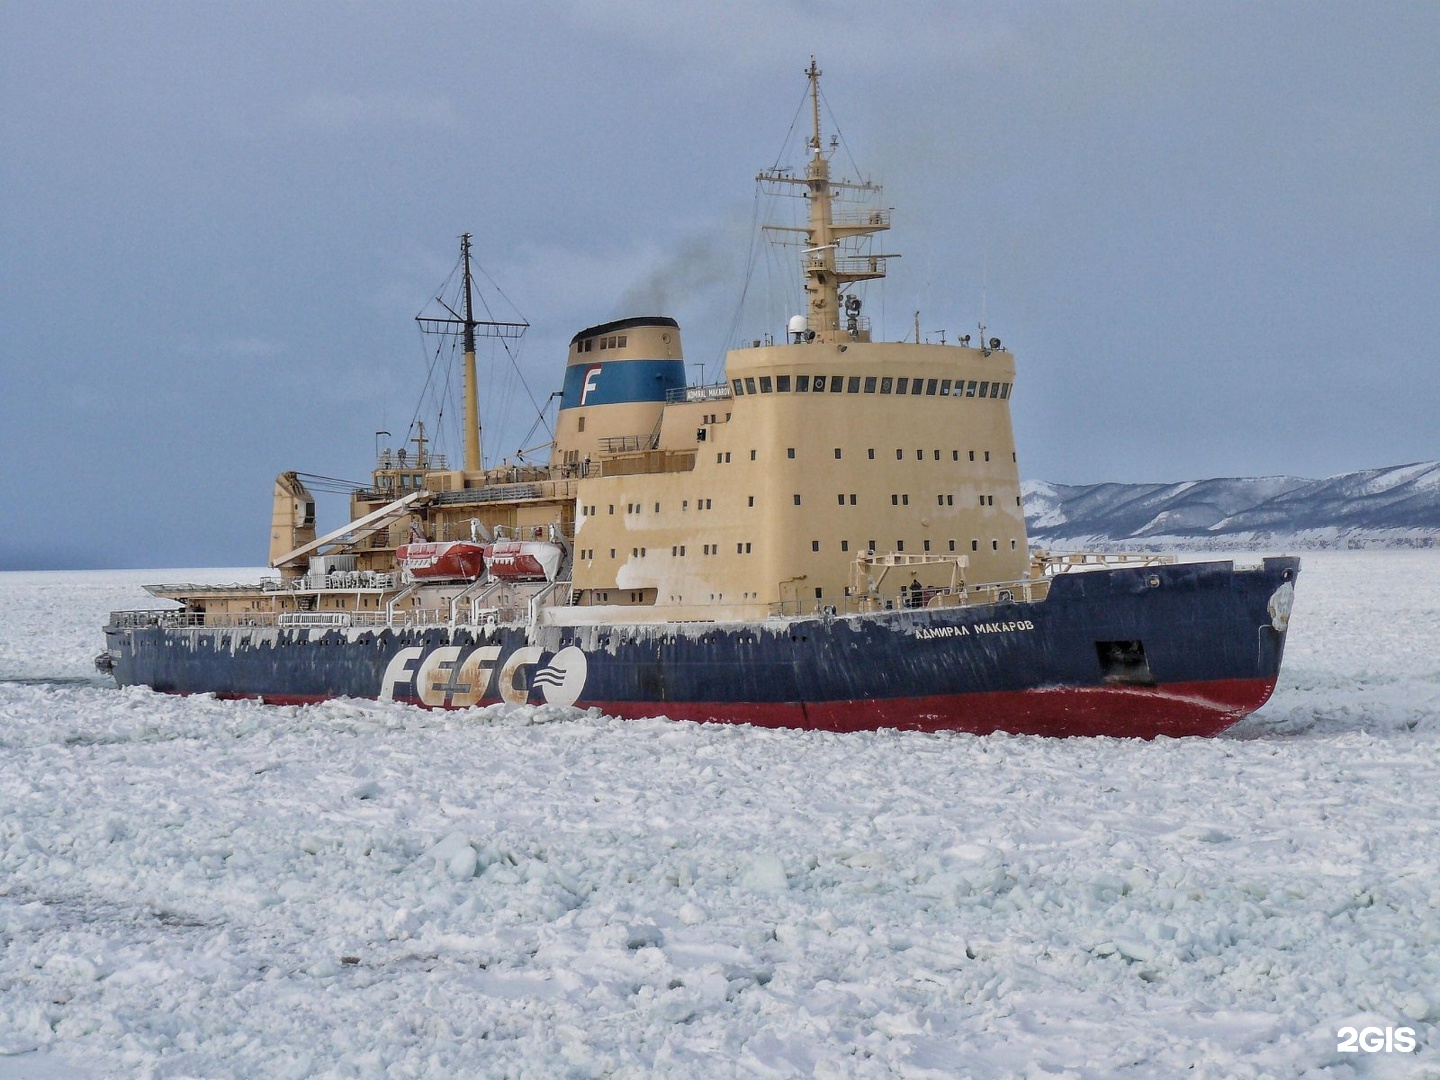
[379,645,588,708]
[1337,1026,1416,1053]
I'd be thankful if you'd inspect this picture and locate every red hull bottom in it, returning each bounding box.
[585,678,1278,738]
[217,677,1277,739]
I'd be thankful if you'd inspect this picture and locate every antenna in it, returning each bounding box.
[978,247,989,356]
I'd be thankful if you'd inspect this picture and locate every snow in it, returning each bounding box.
[1025,463,1440,550]
[2,553,1439,1078]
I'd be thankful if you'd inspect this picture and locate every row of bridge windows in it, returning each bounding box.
[732,374,1012,399]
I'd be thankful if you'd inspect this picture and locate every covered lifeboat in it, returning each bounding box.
[486,535,564,582]
[395,540,487,581]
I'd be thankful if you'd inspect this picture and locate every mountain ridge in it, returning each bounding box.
[1024,461,1440,549]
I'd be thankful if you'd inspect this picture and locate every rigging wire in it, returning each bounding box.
[817,83,868,188]
[410,243,550,469]
[294,472,367,493]
[719,186,768,359]
[765,81,813,173]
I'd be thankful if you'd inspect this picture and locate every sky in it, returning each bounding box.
[3,1,1436,570]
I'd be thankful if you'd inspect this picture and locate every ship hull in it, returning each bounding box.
[102,558,1297,739]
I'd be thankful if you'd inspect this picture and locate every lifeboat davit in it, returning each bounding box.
[485,540,563,582]
[395,540,487,581]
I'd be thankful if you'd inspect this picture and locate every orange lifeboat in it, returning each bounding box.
[395,540,487,581]
[485,540,563,582]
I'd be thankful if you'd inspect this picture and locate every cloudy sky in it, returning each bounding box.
[3,1,1436,569]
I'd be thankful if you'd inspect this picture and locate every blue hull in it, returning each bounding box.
[102,558,1297,738]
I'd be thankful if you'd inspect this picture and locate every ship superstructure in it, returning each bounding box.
[100,61,1298,737]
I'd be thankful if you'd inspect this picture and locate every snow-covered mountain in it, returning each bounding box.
[1024,461,1440,549]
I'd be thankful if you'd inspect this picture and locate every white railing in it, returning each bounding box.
[1035,551,1176,575]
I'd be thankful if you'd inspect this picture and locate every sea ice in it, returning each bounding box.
[0,552,1436,1076]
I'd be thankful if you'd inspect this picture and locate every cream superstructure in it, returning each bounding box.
[555,57,1026,619]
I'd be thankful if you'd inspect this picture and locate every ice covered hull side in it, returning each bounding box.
[102,558,1297,738]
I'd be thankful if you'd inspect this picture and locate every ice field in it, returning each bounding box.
[1,552,1438,1078]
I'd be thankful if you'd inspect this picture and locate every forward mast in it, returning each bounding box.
[757,58,895,344]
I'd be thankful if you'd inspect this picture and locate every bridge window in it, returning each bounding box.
[732,379,744,395]
[864,376,877,393]
[745,378,757,394]
[831,378,844,393]
[759,376,773,393]
[880,377,893,394]
[847,377,861,393]
[896,377,909,393]
[941,379,952,396]
[979,381,990,397]
[796,375,810,392]
[925,379,938,395]
[776,375,791,392]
